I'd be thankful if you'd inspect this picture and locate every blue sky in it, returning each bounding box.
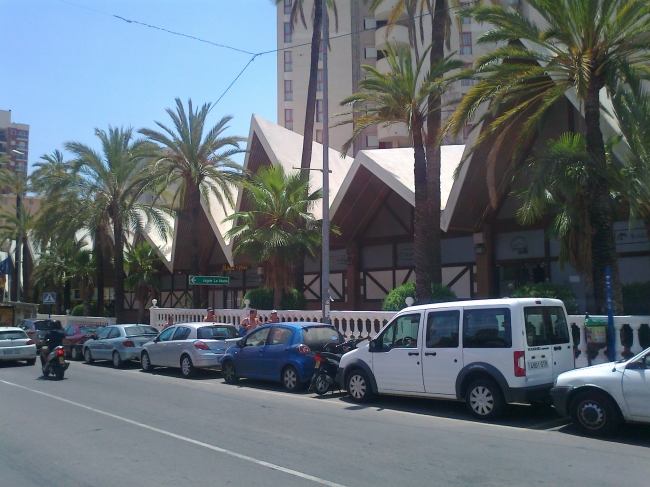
[0,0,278,169]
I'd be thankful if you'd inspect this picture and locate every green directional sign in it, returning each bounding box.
[189,275,229,286]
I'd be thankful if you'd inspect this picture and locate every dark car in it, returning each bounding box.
[219,323,343,391]
[18,319,57,351]
[63,324,106,360]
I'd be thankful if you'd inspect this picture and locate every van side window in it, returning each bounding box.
[524,306,570,346]
[379,314,420,350]
[426,311,460,348]
[463,308,511,348]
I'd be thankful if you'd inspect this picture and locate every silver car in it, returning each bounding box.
[83,324,159,368]
[0,327,37,365]
[141,322,240,378]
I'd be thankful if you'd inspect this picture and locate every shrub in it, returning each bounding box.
[622,282,650,315]
[281,288,307,310]
[69,302,113,317]
[70,304,84,316]
[511,281,578,314]
[382,281,457,311]
[242,287,274,310]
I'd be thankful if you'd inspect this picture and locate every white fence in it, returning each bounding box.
[36,314,117,327]
[150,307,650,369]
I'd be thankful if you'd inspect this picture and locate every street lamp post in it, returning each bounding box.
[321,0,330,324]
[10,149,24,302]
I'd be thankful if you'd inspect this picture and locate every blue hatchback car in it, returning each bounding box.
[220,322,343,391]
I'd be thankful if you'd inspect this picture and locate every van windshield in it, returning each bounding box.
[524,306,570,346]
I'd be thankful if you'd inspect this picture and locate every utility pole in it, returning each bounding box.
[10,150,23,302]
[321,0,330,324]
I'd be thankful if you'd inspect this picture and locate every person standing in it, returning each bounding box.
[266,310,280,324]
[162,316,174,331]
[239,309,260,336]
[204,307,217,322]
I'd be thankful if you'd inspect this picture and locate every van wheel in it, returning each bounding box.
[465,378,504,420]
[570,390,620,437]
[347,369,372,403]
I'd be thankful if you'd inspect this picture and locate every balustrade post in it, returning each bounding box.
[614,320,625,361]
[630,322,643,355]
[576,318,589,368]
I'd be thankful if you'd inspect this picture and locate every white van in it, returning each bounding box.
[336,298,575,420]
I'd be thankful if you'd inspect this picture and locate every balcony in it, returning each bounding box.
[375,24,410,52]
[378,122,410,145]
[373,0,408,22]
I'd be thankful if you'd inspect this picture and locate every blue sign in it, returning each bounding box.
[43,292,56,305]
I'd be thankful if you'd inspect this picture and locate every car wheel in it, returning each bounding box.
[180,355,196,378]
[26,358,36,366]
[465,378,505,420]
[282,365,301,392]
[141,352,153,372]
[84,348,94,364]
[314,373,330,395]
[570,390,620,437]
[346,369,372,403]
[221,361,239,384]
[70,347,79,361]
[112,352,123,369]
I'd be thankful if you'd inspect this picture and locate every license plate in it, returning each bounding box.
[528,360,548,370]
[3,349,19,355]
[315,360,320,368]
[59,356,65,363]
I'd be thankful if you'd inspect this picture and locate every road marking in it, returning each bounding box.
[0,379,347,487]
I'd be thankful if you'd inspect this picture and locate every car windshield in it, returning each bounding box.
[197,326,238,340]
[301,326,343,351]
[33,321,51,331]
[79,326,99,335]
[125,326,159,337]
[0,330,27,340]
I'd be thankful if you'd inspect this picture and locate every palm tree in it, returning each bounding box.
[140,98,243,308]
[32,240,75,314]
[224,165,323,309]
[68,246,95,316]
[125,241,161,324]
[65,126,167,323]
[445,0,650,313]
[338,43,464,303]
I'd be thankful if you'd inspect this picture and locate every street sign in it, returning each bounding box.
[188,275,229,286]
[43,292,56,305]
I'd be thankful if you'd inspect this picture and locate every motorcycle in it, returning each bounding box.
[41,346,69,380]
[308,337,367,395]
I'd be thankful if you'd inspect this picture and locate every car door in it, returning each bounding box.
[371,312,425,393]
[63,326,75,355]
[622,352,650,420]
[89,327,111,359]
[167,326,192,367]
[262,326,294,379]
[422,309,463,396]
[105,327,122,358]
[522,306,559,386]
[148,327,175,366]
[236,327,271,377]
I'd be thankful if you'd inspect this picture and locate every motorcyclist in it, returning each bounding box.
[40,320,64,365]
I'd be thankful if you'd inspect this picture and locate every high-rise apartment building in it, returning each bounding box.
[0,110,29,177]
[276,0,494,156]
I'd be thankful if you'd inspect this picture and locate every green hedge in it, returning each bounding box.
[281,288,307,310]
[622,282,650,315]
[242,287,307,310]
[511,281,578,314]
[382,281,457,311]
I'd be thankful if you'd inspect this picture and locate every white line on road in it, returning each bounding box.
[0,379,347,487]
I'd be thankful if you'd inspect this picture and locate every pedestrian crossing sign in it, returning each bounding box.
[43,292,56,305]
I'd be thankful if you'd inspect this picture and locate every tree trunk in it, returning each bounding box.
[583,85,623,314]
[21,234,29,301]
[424,0,446,287]
[64,279,71,314]
[95,226,105,316]
[188,183,202,308]
[113,215,125,323]
[412,123,431,303]
[137,290,146,324]
[273,286,282,310]
[83,284,90,316]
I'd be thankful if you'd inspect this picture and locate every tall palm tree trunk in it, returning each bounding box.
[584,84,623,314]
[137,289,147,324]
[95,226,105,316]
[64,279,71,314]
[188,184,202,308]
[413,124,431,303]
[113,217,125,323]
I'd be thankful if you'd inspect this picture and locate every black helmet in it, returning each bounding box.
[49,320,63,331]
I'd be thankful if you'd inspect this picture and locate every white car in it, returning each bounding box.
[0,327,37,365]
[551,347,650,436]
[337,298,575,420]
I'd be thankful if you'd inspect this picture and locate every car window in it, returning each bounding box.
[379,314,420,350]
[34,320,51,331]
[97,327,111,339]
[244,328,270,347]
[79,326,99,335]
[125,326,159,337]
[269,327,293,345]
[0,330,27,340]
[108,328,121,339]
[426,310,460,348]
[65,326,75,336]
[18,320,31,331]
[463,308,512,348]
[157,327,175,342]
[524,306,570,346]
[197,326,239,340]
[301,326,343,351]
[172,327,192,341]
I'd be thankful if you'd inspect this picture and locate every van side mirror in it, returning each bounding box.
[368,339,377,352]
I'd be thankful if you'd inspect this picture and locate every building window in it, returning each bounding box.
[365,46,377,59]
[460,33,472,54]
[463,124,472,140]
[284,51,292,72]
[461,63,473,86]
[284,80,293,101]
[284,0,292,15]
[315,129,323,143]
[378,141,392,149]
[317,69,323,92]
[316,100,324,122]
[284,22,292,43]
[366,135,379,147]
[364,17,377,30]
[460,3,471,24]
[285,109,294,130]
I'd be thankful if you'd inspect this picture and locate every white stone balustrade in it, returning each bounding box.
[37,314,117,327]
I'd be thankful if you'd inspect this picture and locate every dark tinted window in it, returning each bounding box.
[301,326,343,351]
[463,308,512,348]
[197,326,239,340]
[426,310,460,348]
[524,306,570,346]
[172,327,192,341]
[125,326,158,337]
[0,330,27,340]
[34,320,51,331]
[269,327,293,345]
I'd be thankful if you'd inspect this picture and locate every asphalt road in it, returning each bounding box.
[1,359,648,487]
